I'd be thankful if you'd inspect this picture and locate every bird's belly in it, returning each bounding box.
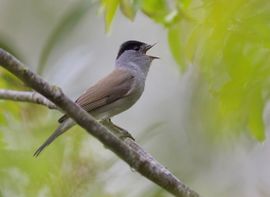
[92,91,142,120]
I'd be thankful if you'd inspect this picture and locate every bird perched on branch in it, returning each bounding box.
[34,40,158,156]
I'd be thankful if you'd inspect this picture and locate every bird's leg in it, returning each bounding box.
[101,119,135,141]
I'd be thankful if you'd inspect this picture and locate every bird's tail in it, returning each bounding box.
[33,118,75,157]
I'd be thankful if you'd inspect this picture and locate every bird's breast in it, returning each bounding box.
[93,77,145,120]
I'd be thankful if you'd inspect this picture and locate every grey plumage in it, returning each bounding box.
[34,40,157,156]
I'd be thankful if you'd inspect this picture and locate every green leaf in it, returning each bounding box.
[37,0,93,75]
[0,68,26,89]
[181,0,192,9]
[141,0,169,23]
[102,0,120,32]
[248,92,265,141]
[0,131,5,149]
[120,0,138,20]
[167,26,186,70]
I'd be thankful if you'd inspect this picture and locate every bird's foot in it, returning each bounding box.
[101,119,135,141]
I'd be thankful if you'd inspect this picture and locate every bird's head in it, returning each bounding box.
[116,40,159,60]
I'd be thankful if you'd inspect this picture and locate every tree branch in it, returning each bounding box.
[0,89,56,109]
[0,48,200,197]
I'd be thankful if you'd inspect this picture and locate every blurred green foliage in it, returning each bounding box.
[0,70,112,196]
[102,0,120,32]
[102,0,270,141]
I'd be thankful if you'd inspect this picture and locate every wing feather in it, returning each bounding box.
[58,69,134,123]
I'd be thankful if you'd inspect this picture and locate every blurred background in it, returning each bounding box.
[0,0,270,197]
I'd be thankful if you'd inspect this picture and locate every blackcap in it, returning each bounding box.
[34,40,158,156]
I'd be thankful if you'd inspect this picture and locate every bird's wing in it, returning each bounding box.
[58,69,134,123]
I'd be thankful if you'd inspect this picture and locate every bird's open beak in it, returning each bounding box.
[144,43,159,60]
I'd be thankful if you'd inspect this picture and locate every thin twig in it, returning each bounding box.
[0,48,200,197]
[0,89,56,109]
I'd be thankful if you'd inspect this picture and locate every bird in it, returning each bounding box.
[33,40,158,157]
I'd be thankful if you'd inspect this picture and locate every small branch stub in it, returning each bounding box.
[0,89,56,109]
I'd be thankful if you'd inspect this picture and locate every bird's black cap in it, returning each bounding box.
[116,40,146,59]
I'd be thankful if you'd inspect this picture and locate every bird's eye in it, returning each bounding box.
[133,46,140,50]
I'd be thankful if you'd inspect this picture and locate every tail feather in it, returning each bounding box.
[34,119,75,157]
